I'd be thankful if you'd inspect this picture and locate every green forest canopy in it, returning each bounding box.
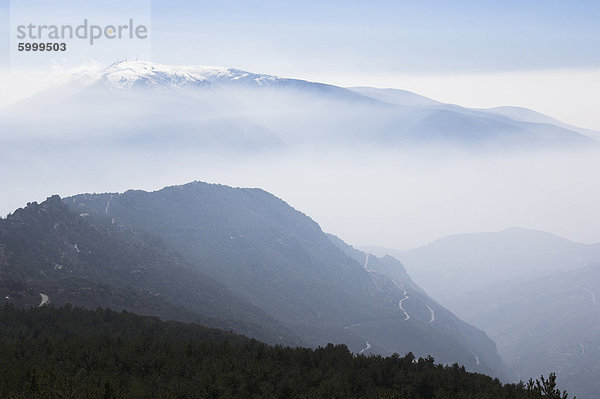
[0,305,571,398]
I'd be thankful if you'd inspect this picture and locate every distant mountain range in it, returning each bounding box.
[449,264,600,399]
[0,60,596,150]
[2,60,597,391]
[361,227,600,304]
[362,228,600,399]
[0,182,511,380]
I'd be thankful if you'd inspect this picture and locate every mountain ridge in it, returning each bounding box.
[360,227,600,304]
[447,263,600,399]
[0,182,513,379]
[61,181,512,380]
[0,194,301,346]
[1,60,595,150]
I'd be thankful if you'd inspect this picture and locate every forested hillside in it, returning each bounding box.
[0,305,570,399]
[0,195,298,345]
[67,182,509,377]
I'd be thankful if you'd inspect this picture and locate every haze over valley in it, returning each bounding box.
[1,60,599,398]
[1,61,599,251]
[3,0,599,396]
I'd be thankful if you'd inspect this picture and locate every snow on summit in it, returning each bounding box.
[98,60,283,90]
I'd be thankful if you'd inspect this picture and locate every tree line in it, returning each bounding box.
[0,304,571,398]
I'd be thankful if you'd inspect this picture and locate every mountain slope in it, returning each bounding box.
[447,264,600,399]
[362,228,600,398]
[349,87,442,107]
[326,234,510,380]
[66,181,511,379]
[363,227,600,304]
[0,60,594,151]
[0,195,300,345]
[485,105,600,141]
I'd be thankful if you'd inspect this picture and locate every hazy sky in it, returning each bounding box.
[1,0,599,129]
[149,0,600,73]
[3,1,600,72]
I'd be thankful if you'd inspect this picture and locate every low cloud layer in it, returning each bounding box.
[2,144,599,250]
[1,64,599,249]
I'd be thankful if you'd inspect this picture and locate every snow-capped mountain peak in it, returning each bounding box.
[97,60,283,90]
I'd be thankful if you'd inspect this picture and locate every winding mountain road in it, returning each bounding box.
[344,319,390,329]
[105,194,116,224]
[346,253,418,348]
[105,194,112,215]
[425,304,435,323]
[363,253,375,272]
[360,341,372,355]
[583,288,598,306]
[38,293,49,307]
[392,280,410,321]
